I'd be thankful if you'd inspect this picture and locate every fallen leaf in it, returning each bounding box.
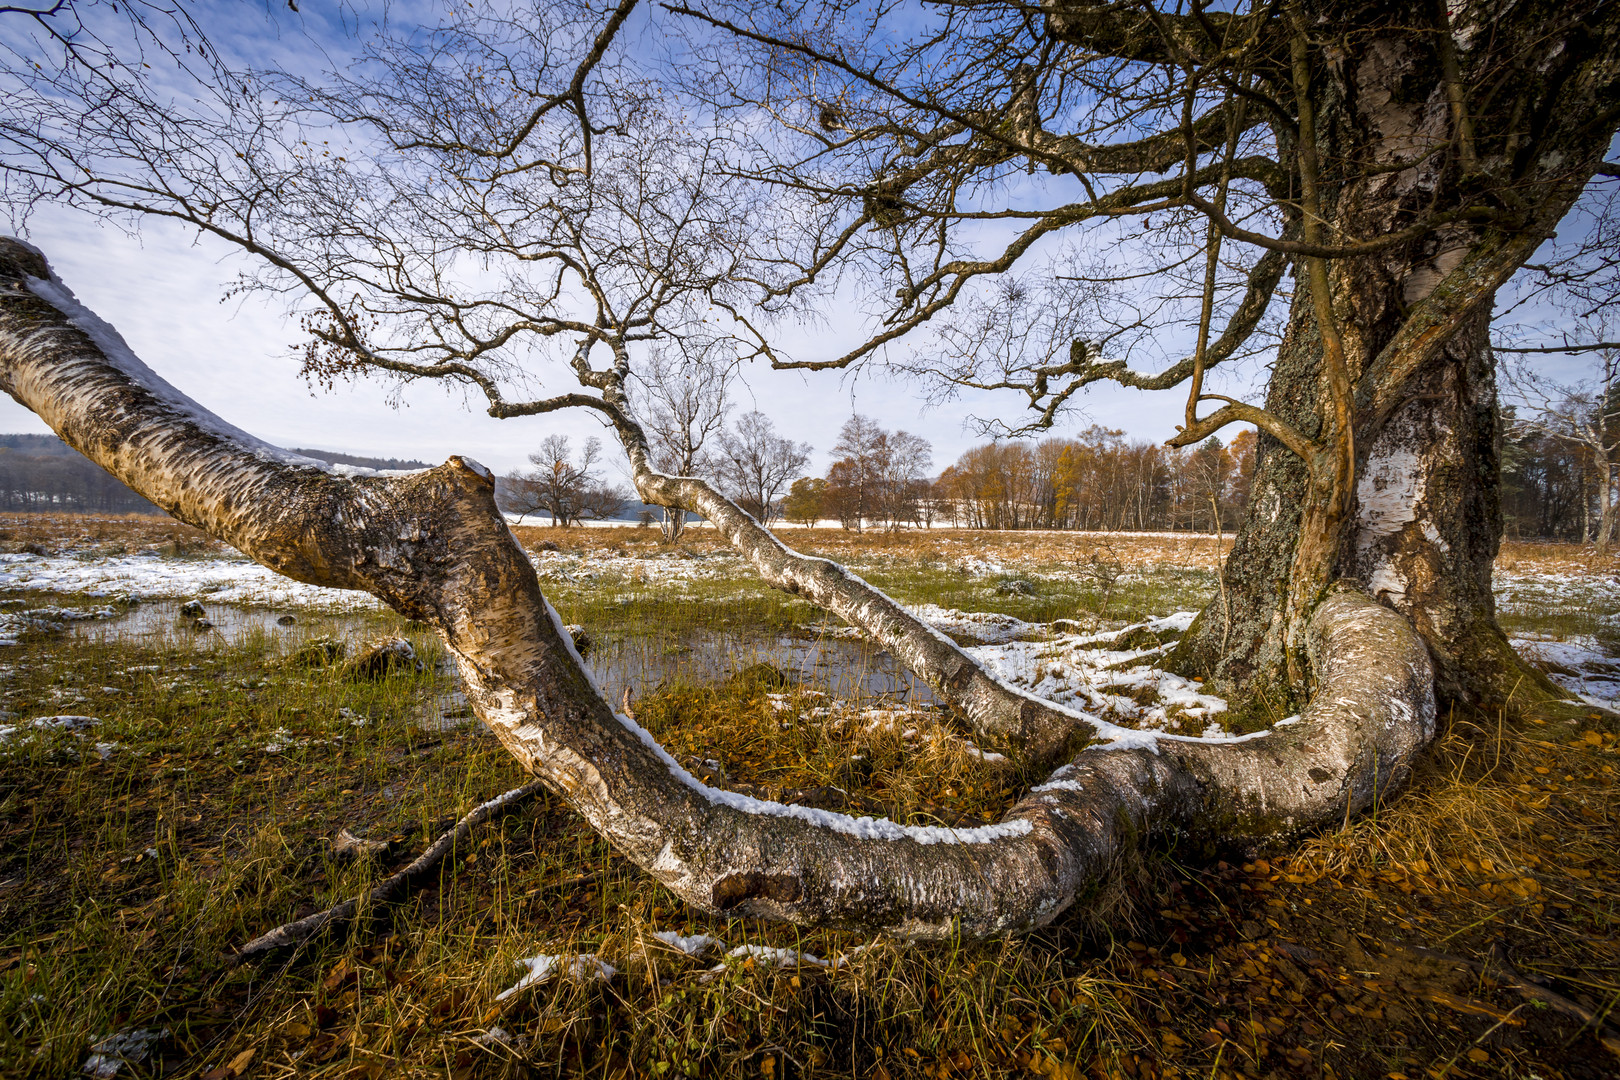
[322,959,351,994]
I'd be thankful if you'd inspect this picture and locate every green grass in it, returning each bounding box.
[1,531,1617,1079]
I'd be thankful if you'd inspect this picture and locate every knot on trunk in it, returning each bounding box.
[710,871,804,910]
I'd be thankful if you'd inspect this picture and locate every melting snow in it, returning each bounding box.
[82,1027,167,1078]
[651,931,723,957]
[1511,634,1620,710]
[494,953,617,1000]
[0,552,379,611]
[964,612,1235,738]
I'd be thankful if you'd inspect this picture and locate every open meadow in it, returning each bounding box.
[1,513,1617,1080]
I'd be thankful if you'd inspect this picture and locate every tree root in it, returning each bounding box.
[234,781,546,962]
[1397,941,1620,1056]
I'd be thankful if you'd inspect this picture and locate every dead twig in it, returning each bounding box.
[234,779,548,962]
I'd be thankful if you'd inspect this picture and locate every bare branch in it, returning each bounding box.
[1496,341,1620,354]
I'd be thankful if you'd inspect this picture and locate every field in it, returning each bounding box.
[1,513,1617,1080]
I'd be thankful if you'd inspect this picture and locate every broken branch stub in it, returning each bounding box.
[0,238,1436,937]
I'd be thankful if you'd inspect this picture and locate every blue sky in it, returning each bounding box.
[0,1,1608,478]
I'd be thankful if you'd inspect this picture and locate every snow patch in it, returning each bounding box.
[494,953,616,1000]
[82,1028,167,1078]
[651,931,723,957]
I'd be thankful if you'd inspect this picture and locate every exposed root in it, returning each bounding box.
[234,780,546,961]
[1395,941,1620,1057]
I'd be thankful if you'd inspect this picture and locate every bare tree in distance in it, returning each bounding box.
[501,435,626,528]
[632,339,734,541]
[1502,337,1620,550]
[825,414,887,531]
[2,0,1612,936]
[715,410,811,524]
[879,429,933,530]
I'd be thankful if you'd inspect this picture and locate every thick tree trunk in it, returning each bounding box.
[1171,3,1612,718]
[1,236,1437,936]
[1173,303,1560,716]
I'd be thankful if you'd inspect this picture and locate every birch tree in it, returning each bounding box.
[672,0,1620,717]
[715,410,811,524]
[0,0,1613,934]
[632,340,734,540]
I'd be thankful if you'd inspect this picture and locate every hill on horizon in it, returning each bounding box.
[285,448,433,472]
[1,434,436,514]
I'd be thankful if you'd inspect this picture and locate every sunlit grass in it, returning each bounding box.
[0,516,1616,1078]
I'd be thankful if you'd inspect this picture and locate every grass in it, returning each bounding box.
[515,525,1222,640]
[0,515,1617,1078]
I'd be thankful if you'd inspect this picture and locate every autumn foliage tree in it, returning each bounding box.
[821,414,933,530]
[932,429,1254,532]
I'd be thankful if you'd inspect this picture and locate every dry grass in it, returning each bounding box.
[5,511,1614,576]
[0,512,222,556]
[1492,539,1620,576]
[0,514,1616,1079]
[506,524,1235,574]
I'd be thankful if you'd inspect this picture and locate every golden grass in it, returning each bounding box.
[0,514,1616,1079]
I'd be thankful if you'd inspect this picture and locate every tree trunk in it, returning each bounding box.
[1598,463,1615,554]
[1,236,1439,936]
[1175,302,1562,716]
[1169,3,1613,719]
[659,506,686,543]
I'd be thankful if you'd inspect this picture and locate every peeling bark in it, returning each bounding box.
[1170,1,1619,717]
[1,238,1435,936]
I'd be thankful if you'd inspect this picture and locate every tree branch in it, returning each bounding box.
[1044,0,1273,66]
[1495,341,1620,354]
[235,780,547,960]
[0,238,1438,938]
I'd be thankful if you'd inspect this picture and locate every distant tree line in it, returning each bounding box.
[781,415,934,530]
[1501,415,1620,544]
[10,383,1594,540]
[0,434,160,512]
[934,427,1256,533]
[1499,349,1620,547]
[782,421,1254,533]
[0,434,429,514]
[774,413,1613,540]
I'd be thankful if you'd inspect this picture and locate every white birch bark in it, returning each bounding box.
[0,238,1435,936]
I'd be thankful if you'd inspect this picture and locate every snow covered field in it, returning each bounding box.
[5,531,1620,715]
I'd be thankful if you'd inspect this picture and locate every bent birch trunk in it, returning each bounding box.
[610,425,1099,764]
[0,238,1433,936]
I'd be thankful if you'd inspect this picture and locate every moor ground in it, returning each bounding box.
[0,516,1615,1079]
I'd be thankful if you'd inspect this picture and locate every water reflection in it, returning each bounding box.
[63,601,936,718]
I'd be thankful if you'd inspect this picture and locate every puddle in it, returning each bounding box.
[582,630,936,706]
[64,600,380,647]
[44,600,934,725]
[417,632,935,731]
